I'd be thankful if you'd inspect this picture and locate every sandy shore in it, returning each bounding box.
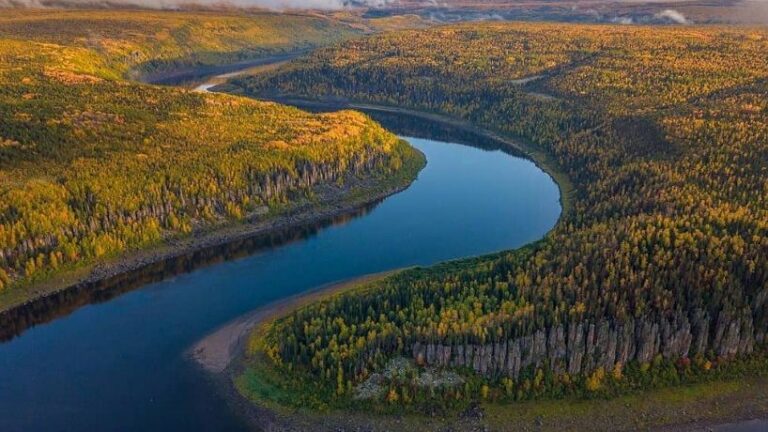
[193,59,292,93]
[189,270,399,373]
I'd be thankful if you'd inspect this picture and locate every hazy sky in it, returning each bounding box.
[1,0,767,21]
[0,0,394,10]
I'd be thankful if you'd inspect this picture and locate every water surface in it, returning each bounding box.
[0,115,560,431]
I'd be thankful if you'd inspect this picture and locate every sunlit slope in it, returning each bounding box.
[0,9,360,78]
[0,12,419,300]
[234,22,768,410]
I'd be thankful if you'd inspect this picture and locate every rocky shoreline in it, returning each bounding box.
[409,310,758,381]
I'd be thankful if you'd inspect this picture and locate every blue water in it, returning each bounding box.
[0,134,560,431]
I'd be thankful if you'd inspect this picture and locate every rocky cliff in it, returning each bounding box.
[411,307,760,378]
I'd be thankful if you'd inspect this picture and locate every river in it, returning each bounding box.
[0,111,561,431]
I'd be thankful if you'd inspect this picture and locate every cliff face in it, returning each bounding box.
[411,307,760,378]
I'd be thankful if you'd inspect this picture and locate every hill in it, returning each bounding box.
[0,9,361,79]
[0,10,423,309]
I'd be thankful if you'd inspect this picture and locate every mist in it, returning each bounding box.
[654,9,691,24]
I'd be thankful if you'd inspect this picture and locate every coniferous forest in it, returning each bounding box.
[0,11,420,303]
[233,22,768,410]
[1,6,768,431]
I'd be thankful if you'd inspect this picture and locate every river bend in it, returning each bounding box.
[0,113,560,431]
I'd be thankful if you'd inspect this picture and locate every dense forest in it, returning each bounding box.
[235,22,768,409]
[0,12,421,303]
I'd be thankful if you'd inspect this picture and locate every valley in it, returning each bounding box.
[0,5,766,432]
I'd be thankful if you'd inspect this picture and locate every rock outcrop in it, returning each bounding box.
[410,308,759,378]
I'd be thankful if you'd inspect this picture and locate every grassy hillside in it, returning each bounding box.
[0,11,422,307]
[233,22,768,416]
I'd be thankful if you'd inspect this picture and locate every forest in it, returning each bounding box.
[0,10,361,78]
[234,22,768,410]
[0,11,421,303]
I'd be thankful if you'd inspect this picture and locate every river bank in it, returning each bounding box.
[190,270,400,373]
[0,47,430,337]
[208,268,768,431]
[193,58,294,93]
[0,126,562,431]
[214,92,575,217]
[205,262,768,432]
[0,152,425,340]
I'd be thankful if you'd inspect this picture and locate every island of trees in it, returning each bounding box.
[233,22,768,412]
[0,10,423,309]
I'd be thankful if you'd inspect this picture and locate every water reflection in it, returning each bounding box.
[0,109,537,343]
[0,205,376,342]
[366,109,526,157]
[0,109,562,432]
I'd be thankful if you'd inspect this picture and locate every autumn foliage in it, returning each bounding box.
[235,22,768,408]
[0,11,414,295]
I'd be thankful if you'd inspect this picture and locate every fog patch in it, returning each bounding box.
[654,9,692,24]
